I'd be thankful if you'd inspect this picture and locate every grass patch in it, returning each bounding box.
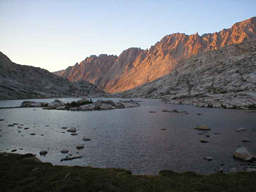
[0,153,255,192]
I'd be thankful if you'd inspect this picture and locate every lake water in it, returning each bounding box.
[0,98,256,175]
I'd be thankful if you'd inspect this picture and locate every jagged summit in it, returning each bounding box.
[55,17,256,93]
[120,39,256,109]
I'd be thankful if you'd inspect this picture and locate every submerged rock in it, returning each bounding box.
[60,155,82,161]
[82,137,91,142]
[236,128,247,132]
[162,109,171,112]
[162,109,189,114]
[60,149,69,154]
[67,128,76,133]
[194,125,211,131]
[218,167,224,173]
[200,139,209,143]
[76,145,84,150]
[203,156,213,161]
[241,138,251,143]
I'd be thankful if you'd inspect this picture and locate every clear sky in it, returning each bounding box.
[0,0,255,72]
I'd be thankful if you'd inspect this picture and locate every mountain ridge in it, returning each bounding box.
[0,52,104,99]
[118,39,256,109]
[55,17,256,93]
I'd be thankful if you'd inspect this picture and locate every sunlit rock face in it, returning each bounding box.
[0,52,104,99]
[55,54,118,85]
[55,17,256,93]
[119,39,256,109]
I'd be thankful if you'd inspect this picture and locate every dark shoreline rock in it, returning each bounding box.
[39,150,48,156]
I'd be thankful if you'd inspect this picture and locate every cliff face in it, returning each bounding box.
[55,54,117,85]
[55,17,256,93]
[0,52,104,100]
[119,40,256,109]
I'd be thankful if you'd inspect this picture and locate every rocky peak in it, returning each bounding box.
[55,17,256,93]
[117,48,145,66]
[55,54,117,84]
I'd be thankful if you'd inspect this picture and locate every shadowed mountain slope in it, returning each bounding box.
[0,52,104,99]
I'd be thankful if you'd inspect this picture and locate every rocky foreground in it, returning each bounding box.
[1,153,256,192]
[120,40,256,110]
[20,98,140,111]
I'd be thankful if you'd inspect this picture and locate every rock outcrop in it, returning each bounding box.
[20,99,140,111]
[55,17,256,93]
[0,52,104,99]
[119,39,256,109]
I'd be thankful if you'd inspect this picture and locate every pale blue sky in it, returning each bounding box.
[0,0,255,71]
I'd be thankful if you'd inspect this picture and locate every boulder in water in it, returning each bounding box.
[233,146,255,161]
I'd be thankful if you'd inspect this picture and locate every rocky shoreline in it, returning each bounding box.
[1,152,256,192]
[161,91,256,110]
